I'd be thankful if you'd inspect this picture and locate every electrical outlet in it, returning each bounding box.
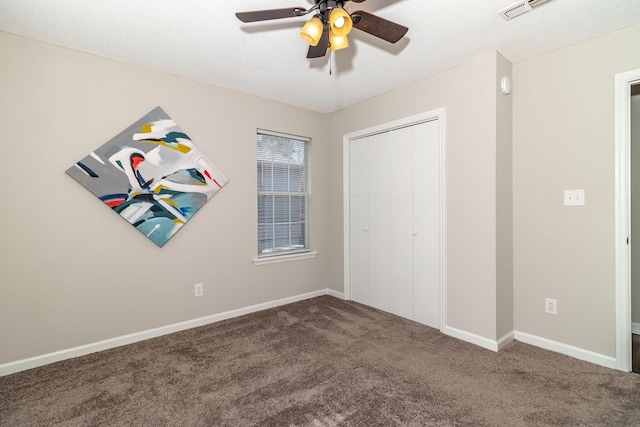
[545,298,557,315]
[194,283,204,298]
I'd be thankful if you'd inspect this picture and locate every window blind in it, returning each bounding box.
[257,130,310,256]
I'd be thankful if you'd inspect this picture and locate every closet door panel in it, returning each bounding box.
[349,139,370,305]
[388,126,414,319]
[367,132,391,312]
[412,120,441,328]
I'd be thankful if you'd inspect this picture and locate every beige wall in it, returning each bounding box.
[0,31,331,364]
[632,94,640,326]
[496,53,514,339]
[327,51,512,341]
[513,24,640,357]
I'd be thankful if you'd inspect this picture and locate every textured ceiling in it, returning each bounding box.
[1,0,640,113]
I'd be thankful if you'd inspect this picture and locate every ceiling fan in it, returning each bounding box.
[235,0,408,59]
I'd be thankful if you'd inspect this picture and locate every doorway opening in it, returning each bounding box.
[615,69,640,372]
[631,83,640,374]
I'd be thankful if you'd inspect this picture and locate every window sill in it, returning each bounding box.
[253,251,318,266]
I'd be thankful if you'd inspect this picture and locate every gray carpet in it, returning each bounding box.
[1,296,640,426]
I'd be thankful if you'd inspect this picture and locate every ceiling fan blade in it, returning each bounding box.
[352,10,408,44]
[306,27,330,58]
[236,7,305,23]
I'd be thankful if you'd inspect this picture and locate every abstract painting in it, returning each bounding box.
[66,106,228,247]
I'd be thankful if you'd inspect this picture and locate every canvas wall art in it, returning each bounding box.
[66,106,228,247]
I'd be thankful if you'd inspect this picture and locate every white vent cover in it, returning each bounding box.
[499,0,556,20]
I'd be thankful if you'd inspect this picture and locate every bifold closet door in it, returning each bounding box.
[349,119,441,329]
[411,120,441,328]
[381,127,413,319]
[349,138,370,305]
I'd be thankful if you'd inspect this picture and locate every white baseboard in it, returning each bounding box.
[514,331,616,369]
[442,326,508,352]
[0,288,342,377]
[442,327,616,370]
[497,331,516,351]
[326,288,346,300]
[632,322,640,335]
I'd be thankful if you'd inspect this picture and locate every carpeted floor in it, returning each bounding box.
[2,296,640,426]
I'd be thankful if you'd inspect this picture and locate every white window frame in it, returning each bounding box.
[254,129,317,265]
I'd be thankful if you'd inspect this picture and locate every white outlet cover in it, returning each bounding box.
[545,298,557,315]
[564,189,585,206]
[194,283,204,297]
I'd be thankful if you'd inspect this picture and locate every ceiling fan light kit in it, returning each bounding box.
[329,32,349,51]
[300,16,324,46]
[235,0,408,59]
[329,7,353,37]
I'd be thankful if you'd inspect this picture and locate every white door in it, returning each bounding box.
[348,118,442,329]
[411,120,442,327]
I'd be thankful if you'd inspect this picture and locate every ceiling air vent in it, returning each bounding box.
[499,0,556,21]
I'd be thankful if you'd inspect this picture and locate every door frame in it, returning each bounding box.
[342,108,447,331]
[615,68,640,372]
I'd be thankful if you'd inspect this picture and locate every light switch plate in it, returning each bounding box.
[564,189,585,206]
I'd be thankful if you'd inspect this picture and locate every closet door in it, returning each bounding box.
[366,131,391,312]
[349,138,370,305]
[411,120,441,328]
[386,126,414,319]
[349,119,441,329]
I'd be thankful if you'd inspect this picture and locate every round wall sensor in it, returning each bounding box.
[501,76,512,95]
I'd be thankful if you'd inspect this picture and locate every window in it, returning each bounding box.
[257,129,311,259]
